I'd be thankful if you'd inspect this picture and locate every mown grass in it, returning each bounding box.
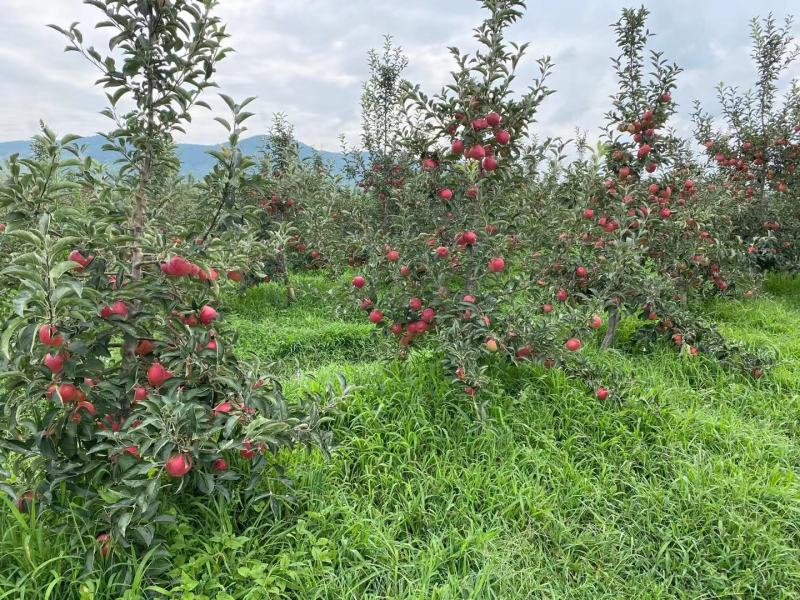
[2,273,799,599]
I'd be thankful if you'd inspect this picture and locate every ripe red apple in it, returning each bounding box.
[471,117,488,131]
[435,246,449,258]
[582,208,594,219]
[44,352,66,373]
[660,92,671,103]
[227,270,243,282]
[422,158,438,171]
[199,305,218,326]
[543,303,553,313]
[485,111,501,127]
[463,294,476,303]
[99,305,113,319]
[38,324,64,347]
[465,185,478,199]
[399,265,410,277]
[589,315,603,329]
[133,386,148,403]
[575,266,588,278]
[212,458,228,472]
[409,297,422,311]
[147,362,172,388]
[494,129,510,145]
[390,323,403,335]
[458,231,477,246]
[467,144,486,160]
[165,453,192,478]
[482,156,498,171]
[58,383,78,403]
[369,309,383,324]
[74,400,96,417]
[488,257,505,273]
[659,208,671,218]
[451,139,464,154]
[240,440,256,460]
[68,250,91,268]
[352,275,366,289]
[438,188,453,201]
[596,388,609,401]
[213,401,233,415]
[386,250,400,262]
[516,346,531,359]
[672,334,683,346]
[556,289,568,302]
[565,338,582,352]
[111,300,128,318]
[637,144,651,159]
[619,166,631,178]
[421,307,436,323]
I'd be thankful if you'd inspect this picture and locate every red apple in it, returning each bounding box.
[147,362,172,388]
[44,352,66,373]
[488,257,505,273]
[38,324,64,347]
[485,111,501,127]
[133,387,148,403]
[165,453,192,478]
[199,305,218,326]
[58,383,78,403]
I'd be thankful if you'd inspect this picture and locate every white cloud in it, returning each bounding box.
[0,0,797,151]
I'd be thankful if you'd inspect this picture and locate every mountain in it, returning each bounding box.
[0,135,358,178]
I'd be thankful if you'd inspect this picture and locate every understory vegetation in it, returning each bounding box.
[2,273,799,598]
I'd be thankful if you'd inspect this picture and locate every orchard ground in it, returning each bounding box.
[1,272,799,599]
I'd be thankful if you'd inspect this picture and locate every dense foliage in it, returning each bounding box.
[0,0,797,592]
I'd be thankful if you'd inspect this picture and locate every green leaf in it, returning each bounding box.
[1,317,25,359]
[50,261,80,283]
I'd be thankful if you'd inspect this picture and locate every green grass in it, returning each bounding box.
[2,274,800,598]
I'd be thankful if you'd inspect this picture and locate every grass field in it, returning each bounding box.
[2,274,799,599]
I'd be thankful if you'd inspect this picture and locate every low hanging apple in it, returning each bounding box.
[165,453,192,478]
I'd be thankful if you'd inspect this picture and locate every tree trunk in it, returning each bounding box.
[282,253,295,305]
[601,306,620,350]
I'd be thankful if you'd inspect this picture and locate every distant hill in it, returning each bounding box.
[0,135,360,178]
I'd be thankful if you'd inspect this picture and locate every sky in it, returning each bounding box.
[0,0,798,151]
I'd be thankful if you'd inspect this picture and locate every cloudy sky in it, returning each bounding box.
[1,0,798,151]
